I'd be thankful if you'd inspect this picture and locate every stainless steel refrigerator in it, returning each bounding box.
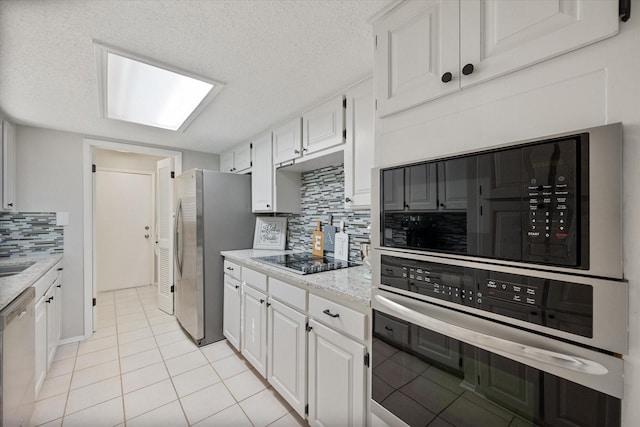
[174,169,254,346]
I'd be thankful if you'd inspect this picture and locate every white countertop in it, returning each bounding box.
[0,254,63,311]
[221,249,372,309]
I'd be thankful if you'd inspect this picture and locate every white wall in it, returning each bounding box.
[375,15,640,426]
[95,148,166,172]
[15,125,221,340]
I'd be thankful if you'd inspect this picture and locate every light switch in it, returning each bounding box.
[56,212,69,226]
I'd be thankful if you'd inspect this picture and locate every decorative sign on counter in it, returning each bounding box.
[312,221,325,257]
[253,217,287,250]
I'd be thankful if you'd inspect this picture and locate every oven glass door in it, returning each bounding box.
[371,297,622,427]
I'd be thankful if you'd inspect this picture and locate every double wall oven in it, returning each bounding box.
[371,124,627,427]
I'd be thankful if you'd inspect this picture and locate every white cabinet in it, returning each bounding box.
[267,298,307,418]
[223,275,242,351]
[220,142,252,173]
[34,297,47,395]
[374,0,619,117]
[273,118,303,165]
[307,319,367,427]
[1,118,17,210]
[45,285,58,367]
[251,132,274,212]
[241,269,268,377]
[344,78,374,209]
[302,95,345,156]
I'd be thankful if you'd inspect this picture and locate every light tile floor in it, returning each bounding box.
[31,286,307,427]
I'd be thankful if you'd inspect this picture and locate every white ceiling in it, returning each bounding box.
[0,0,393,154]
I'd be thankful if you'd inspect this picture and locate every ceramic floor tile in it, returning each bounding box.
[192,404,253,427]
[148,313,176,326]
[123,379,177,420]
[171,364,222,398]
[268,412,307,427]
[46,357,75,378]
[120,347,163,374]
[97,317,116,329]
[125,400,188,427]
[77,334,118,355]
[85,325,117,341]
[151,320,181,335]
[144,307,169,319]
[70,359,120,390]
[224,368,269,402]
[118,336,158,358]
[74,347,118,371]
[37,373,72,401]
[179,382,236,425]
[164,350,209,377]
[117,319,150,333]
[211,353,252,380]
[154,329,189,347]
[30,394,67,427]
[239,388,291,427]
[116,304,145,316]
[159,338,198,360]
[121,362,169,394]
[53,343,78,362]
[62,397,124,427]
[116,312,147,325]
[34,417,62,427]
[65,376,122,415]
[201,339,237,363]
[117,327,153,345]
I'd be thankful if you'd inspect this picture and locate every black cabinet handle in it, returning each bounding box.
[441,72,452,83]
[345,197,352,203]
[7,203,13,207]
[260,299,265,304]
[440,203,446,208]
[234,285,239,289]
[323,309,340,318]
[57,284,61,288]
[462,63,474,75]
[226,266,234,271]
[404,203,410,209]
[384,326,393,332]
[57,268,64,271]
[266,204,270,208]
[266,302,271,307]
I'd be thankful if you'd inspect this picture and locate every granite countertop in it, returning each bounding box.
[0,254,63,312]
[221,249,371,310]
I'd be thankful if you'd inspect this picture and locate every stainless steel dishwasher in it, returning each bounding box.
[1,287,35,427]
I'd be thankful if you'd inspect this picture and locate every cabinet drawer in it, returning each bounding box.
[33,261,62,299]
[243,267,267,293]
[269,278,307,311]
[309,294,366,341]
[223,260,241,281]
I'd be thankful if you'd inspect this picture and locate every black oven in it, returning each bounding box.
[378,123,622,279]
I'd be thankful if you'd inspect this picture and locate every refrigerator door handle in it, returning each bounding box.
[174,198,183,276]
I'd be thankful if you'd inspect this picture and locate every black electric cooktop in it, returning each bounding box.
[252,253,359,275]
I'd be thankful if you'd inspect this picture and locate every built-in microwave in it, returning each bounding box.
[375,123,623,279]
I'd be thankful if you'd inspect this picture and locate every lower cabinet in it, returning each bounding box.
[267,298,307,418]
[223,274,242,351]
[241,284,268,377]
[34,296,47,394]
[307,319,367,427]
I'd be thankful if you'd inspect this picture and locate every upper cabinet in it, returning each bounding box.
[251,132,274,213]
[344,78,374,209]
[220,142,252,174]
[273,118,303,165]
[374,0,620,117]
[302,95,345,156]
[1,118,16,211]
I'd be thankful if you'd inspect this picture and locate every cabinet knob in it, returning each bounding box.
[462,63,475,75]
[266,204,270,208]
[441,72,453,83]
[235,285,239,289]
[294,149,300,154]
[404,203,410,209]
[302,147,308,152]
[440,203,445,208]
[345,197,352,203]
[260,299,265,304]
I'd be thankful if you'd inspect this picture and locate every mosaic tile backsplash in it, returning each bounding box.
[279,164,371,261]
[0,212,64,257]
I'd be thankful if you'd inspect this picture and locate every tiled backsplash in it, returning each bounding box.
[279,164,371,261]
[0,212,64,257]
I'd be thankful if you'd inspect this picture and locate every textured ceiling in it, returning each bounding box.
[0,0,393,154]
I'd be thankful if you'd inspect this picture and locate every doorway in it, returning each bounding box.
[83,139,182,338]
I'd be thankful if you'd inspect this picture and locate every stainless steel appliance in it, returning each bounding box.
[252,253,359,275]
[378,123,622,279]
[174,169,255,346]
[1,287,35,427]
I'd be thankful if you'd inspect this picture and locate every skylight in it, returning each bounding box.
[95,43,224,132]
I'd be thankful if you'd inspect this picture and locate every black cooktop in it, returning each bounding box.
[252,253,359,275]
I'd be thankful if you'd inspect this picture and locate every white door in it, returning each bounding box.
[96,170,154,292]
[223,275,242,351]
[156,158,174,314]
[308,320,366,427]
[241,284,268,377]
[272,117,302,165]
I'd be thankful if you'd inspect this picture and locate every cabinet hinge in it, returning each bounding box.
[306,323,313,332]
[250,143,253,149]
[92,297,96,307]
[305,404,309,415]
[342,129,347,140]
[171,285,175,293]
[620,0,631,22]
[92,164,96,173]
[343,97,347,109]
[364,352,370,368]
[170,171,175,178]
[375,99,378,110]
[250,161,253,167]
[375,35,377,48]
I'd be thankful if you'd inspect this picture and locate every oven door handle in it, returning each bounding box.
[374,294,609,376]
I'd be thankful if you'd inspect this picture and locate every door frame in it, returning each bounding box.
[82,138,182,338]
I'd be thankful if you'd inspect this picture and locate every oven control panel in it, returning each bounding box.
[380,255,593,338]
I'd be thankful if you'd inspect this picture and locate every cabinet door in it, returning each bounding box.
[459,0,619,87]
[273,117,302,165]
[241,284,267,377]
[54,281,62,343]
[302,96,345,155]
[234,143,252,173]
[223,275,242,351]
[374,0,460,117]
[2,119,16,210]
[437,158,469,210]
[405,163,438,211]
[267,299,307,418]
[344,78,374,210]
[34,297,47,396]
[45,286,57,368]
[251,132,274,212]
[382,168,405,211]
[308,320,366,427]
[220,150,234,173]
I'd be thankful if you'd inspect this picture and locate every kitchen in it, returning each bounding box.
[1,1,639,426]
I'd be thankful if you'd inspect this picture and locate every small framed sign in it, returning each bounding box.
[253,217,287,250]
